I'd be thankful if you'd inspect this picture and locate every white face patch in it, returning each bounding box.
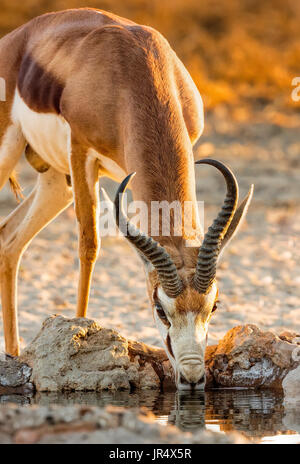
[154,284,218,389]
[157,287,176,316]
[11,89,71,174]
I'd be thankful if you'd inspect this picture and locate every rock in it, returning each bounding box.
[0,403,249,444]
[19,315,174,392]
[0,355,34,395]
[17,317,300,392]
[282,365,300,405]
[279,331,300,344]
[205,325,300,389]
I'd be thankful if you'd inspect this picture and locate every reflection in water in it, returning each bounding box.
[0,388,299,442]
[170,392,206,431]
[0,394,32,406]
[204,390,286,439]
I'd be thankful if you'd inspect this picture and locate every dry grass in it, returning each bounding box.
[0,0,299,118]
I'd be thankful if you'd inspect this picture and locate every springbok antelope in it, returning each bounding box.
[0,8,253,389]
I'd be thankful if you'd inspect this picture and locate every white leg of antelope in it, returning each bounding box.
[69,139,100,318]
[0,168,73,355]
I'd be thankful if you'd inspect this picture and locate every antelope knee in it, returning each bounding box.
[0,238,20,272]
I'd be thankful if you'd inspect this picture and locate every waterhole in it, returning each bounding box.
[1,389,299,443]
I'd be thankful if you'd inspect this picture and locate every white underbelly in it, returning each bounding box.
[11,89,127,181]
[11,89,71,173]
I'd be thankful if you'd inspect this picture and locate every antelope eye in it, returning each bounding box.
[155,302,170,326]
[212,300,219,312]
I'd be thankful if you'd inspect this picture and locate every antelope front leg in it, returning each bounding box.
[69,140,100,318]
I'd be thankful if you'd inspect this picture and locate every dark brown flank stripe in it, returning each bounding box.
[17,53,64,114]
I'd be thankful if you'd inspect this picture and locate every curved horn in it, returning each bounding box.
[114,173,184,298]
[193,159,239,294]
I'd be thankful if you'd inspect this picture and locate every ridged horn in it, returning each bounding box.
[193,159,239,294]
[114,173,184,298]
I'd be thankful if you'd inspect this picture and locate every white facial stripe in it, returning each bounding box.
[157,287,176,315]
[154,309,168,337]
[154,309,177,372]
[202,281,218,309]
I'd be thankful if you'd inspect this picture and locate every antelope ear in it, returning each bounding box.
[219,184,254,256]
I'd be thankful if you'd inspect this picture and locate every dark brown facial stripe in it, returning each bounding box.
[166,334,174,358]
[17,53,64,114]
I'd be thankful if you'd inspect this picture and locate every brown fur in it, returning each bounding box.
[1,9,203,229]
[25,145,50,173]
[0,8,204,355]
[18,53,64,114]
[174,287,213,315]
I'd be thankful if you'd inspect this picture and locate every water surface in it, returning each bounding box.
[1,389,299,443]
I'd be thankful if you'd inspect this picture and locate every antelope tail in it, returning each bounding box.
[8,171,23,203]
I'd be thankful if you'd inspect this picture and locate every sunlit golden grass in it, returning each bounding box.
[0,0,299,117]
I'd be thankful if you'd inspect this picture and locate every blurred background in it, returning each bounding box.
[1,0,300,117]
[0,1,299,350]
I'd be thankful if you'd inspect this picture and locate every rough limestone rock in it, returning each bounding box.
[18,316,300,392]
[19,315,174,392]
[205,324,300,389]
[0,355,33,395]
[0,403,248,444]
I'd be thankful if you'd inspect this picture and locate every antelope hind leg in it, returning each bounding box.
[0,168,73,355]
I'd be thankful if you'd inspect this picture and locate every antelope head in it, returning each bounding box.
[114,159,253,390]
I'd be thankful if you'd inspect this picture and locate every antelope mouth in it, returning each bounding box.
[177,373,206,391]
